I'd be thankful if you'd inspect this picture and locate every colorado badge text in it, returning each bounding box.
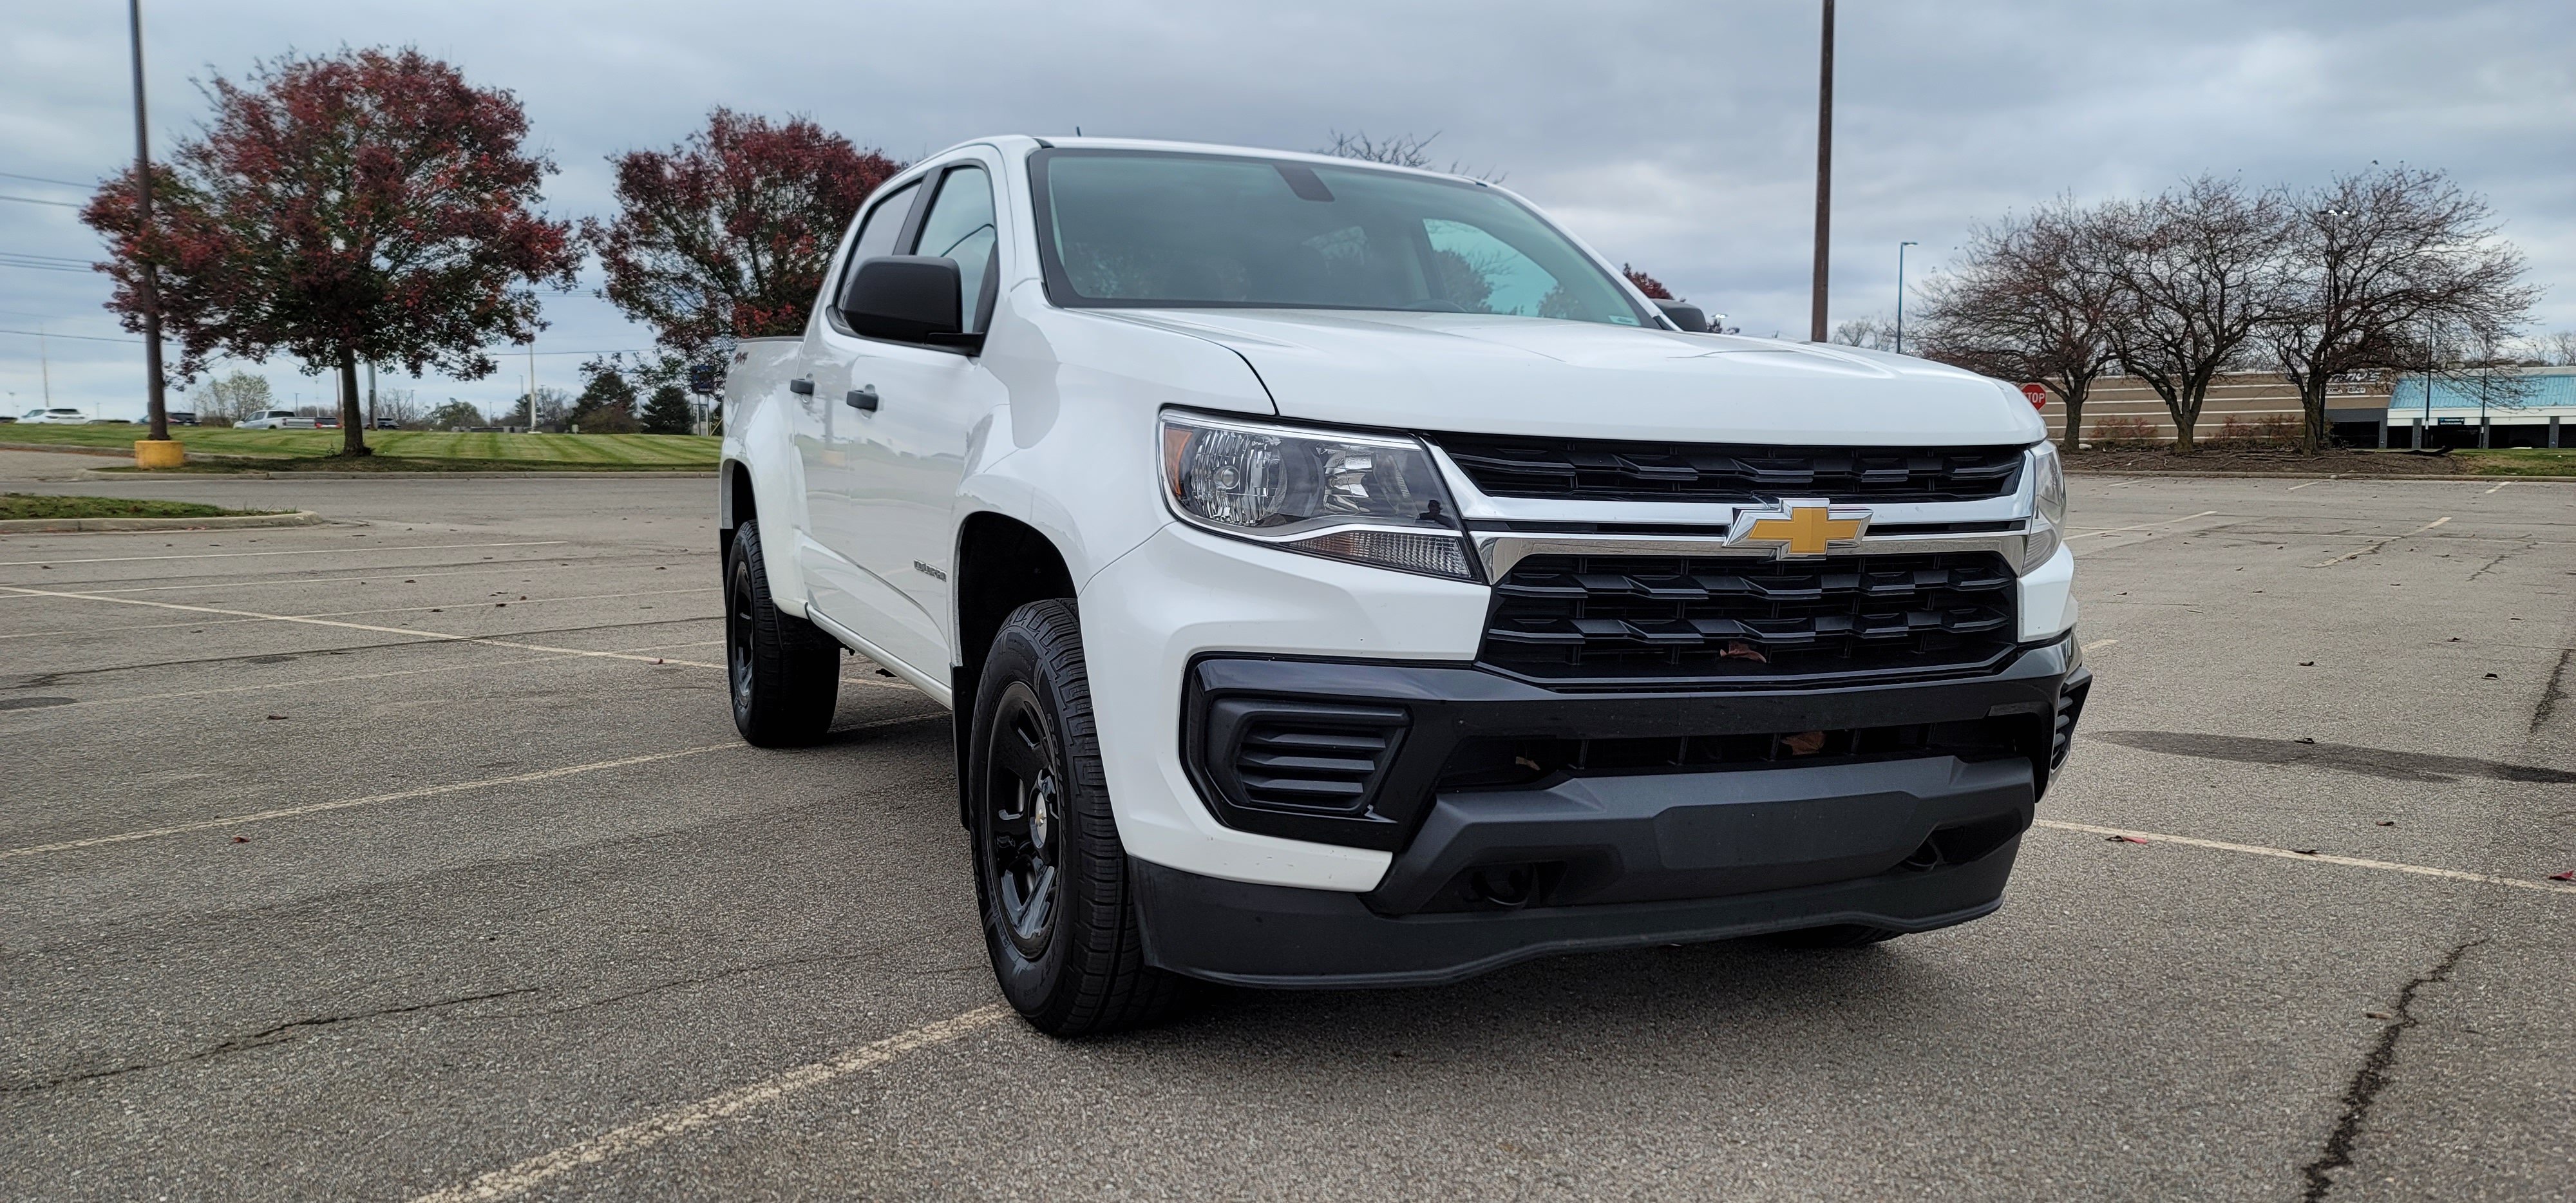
[1727,498,1871,558]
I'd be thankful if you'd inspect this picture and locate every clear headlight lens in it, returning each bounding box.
[2023,440,2066,573]
[1159,410,1475,580]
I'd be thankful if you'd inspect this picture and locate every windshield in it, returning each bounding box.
[1030,149,1646,327]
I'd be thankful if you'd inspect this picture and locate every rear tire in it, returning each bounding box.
[969,599,1188,1036]
[724,520,841,747]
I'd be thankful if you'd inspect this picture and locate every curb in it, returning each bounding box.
[0,441,146,459]
[77,468,715,480]
[0,509,326,534]
[2067,469,2576,483]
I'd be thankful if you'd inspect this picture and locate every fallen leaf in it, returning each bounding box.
[652,658,665,665]
[1782,730,1827,755]
[2550,871,2575,882]
[2293,848,2320,856]
[1721,640,1769,663]
[2447,637,2461,642]
[2483,672,2499,679]
[2106,835,2150,844]
[2365,1011,2392,1020]
[2375,820,2396,827]
[495,602,506,607]
[231,836,248,844]
[2299,661,2316,667]
[875,668,895,677]
[265,715,287,721]
[2295,737,2316,744]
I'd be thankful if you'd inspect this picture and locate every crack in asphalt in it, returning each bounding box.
[2298,938,2486,1202]
[5,615,716,688]
[2535,649,2572,735]
[3,987,539,1094]
[2096,730,2576,785]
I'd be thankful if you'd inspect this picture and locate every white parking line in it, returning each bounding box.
[2483,480,2512,495]
[2034,819,2576,896]
[2081,638,2118,653]
[2063,510,2219,541]
[2309,515,2450,567]
[0,712,942,860]
[0,583,721,668]
[2286,477,2336,491]
[0,587,717,642]
[0,540,569,569]
[408,1005,1010,1203]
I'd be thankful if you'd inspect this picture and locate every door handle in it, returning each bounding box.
[845,385,879,413]
[788,377,814,395]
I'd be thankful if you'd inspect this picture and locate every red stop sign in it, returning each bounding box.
[2020,383,2049,410]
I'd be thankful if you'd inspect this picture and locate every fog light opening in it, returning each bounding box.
[1467,864,1539,909]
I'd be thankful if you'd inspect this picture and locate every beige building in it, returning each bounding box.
[2036,371,2391,444]
[2036,368,2570,449]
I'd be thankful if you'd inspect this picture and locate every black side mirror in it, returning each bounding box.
[1653,300,1710,333]
[838,255,981,352]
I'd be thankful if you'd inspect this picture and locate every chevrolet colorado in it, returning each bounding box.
[718,137,2088,1035]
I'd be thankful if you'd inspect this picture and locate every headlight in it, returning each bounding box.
[1159,410,1476,581]
[2022,440,2066,572]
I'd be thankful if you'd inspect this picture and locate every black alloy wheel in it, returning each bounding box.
[984,682,1065,959]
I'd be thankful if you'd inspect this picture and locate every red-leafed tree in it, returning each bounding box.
[1622,265,1674,299]
[82,48,578,457]
[585,110,905,373]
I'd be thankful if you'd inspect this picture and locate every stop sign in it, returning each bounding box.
[2020,383,2049,410]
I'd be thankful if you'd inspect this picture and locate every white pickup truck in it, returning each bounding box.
[719,137,2087,1035]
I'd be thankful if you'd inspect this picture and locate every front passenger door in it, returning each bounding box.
[814,158,1006,678]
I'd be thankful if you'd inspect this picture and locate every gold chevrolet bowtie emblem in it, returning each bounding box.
[1730,498,1871,558]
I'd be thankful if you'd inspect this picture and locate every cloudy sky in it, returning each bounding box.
[3,0,2570,419]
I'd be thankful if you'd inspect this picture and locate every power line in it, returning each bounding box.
[1,249,90,264]
[0,194,82,209]
[0,327,138,344]
[0,170,93,189]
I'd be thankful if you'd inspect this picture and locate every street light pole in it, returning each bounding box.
[1895,240,1918,355]
[1809,0,1834,343]
[127,0,169,441]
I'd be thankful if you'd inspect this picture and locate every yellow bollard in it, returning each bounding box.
[134,439,187,469]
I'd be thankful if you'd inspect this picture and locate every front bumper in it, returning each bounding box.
[1135,638,2087,986]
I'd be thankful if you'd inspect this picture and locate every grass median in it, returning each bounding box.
[1,493,286,520]
[0,425,717,469]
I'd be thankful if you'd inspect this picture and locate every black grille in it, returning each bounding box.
[1482,551,2018,687]
[1434,435,2024,503]
[1205,699,1407,817]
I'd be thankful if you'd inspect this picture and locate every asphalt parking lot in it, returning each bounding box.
[3,464,2571,1202]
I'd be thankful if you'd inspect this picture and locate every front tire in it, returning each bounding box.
[969,600,1186,1036]
[724,520,841,746]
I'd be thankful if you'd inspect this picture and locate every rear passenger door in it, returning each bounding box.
[810,155,1008,678]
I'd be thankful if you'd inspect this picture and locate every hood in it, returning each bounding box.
[1104,308,2047,446]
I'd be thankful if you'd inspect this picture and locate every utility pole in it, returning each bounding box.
[526,341,538,433]
[128,0,169,441]
[366,361,376,429]
[1809,0,1835,343]
[1894,240,1918,354]
[37,323,50,406]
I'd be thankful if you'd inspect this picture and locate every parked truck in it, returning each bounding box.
[719,137,2088,1035]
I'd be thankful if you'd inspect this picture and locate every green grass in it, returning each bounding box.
[1,493,282,520]
[0,424,717,468]
[2453,448,2576,477]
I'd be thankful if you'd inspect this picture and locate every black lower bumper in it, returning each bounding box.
[1133,837,2018,989]
[1139,638,2087,987]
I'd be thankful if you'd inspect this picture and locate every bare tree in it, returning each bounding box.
[374,385,422,428]
[1320,130,1502,182]
[2530,328,2576,366]
[2262,167,2537,453]
[200,370,272,422]
[1913,199,2121,453]
[2101,176,2291,453]
[1828,314,1898,352]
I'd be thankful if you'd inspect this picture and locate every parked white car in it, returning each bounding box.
[236,410,317,430]
[719,137,2087,1034]
[17,408,92,424]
